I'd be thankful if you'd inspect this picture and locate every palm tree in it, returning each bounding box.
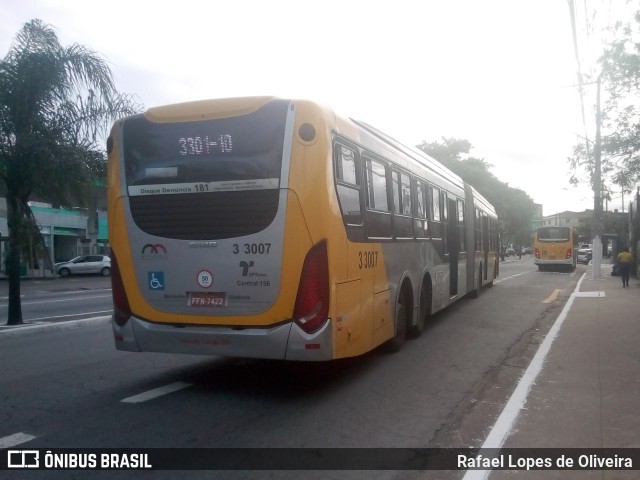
[0,19,141,325]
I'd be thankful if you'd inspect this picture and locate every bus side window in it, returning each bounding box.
[475,209,482,251]
[364,156,392,239]
[365,157,389,212]
[413,179,429,239]
[334,143,362,225]
[442,191,449,255]
[429,185,442,239]
[457,199,465,251]
[391,169,413,239]
[391,170,411,216]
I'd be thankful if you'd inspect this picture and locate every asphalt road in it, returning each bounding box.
[0,275,113,324]
[0,257,585,479]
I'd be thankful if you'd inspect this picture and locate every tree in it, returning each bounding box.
[0,19,142,325]
[570,9,640,201]
[417,137,537,248]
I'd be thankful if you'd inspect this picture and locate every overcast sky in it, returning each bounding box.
[2,0,632,216]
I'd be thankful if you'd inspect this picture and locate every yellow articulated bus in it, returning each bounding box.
[107,97,499,361]
[533,226,577,272]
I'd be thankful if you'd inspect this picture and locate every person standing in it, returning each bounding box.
[616,247,633,287]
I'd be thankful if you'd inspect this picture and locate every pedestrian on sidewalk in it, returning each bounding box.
[616,247,633,287]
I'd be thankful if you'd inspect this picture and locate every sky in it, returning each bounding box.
[2,0,634,216]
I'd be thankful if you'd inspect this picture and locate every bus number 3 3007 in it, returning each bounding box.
[233,243,272,254]
[359,250,378,269]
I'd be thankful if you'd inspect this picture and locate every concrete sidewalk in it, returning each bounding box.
[490,264,639,478]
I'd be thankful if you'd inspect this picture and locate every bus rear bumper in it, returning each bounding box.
[112,315,333,361]
[534,258,574,266]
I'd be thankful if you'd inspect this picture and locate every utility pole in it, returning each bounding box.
[592,75,603,278]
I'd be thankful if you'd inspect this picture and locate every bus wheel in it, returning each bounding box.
[469,264,482,299]
[384,296,408,353]
[409,282,431,338]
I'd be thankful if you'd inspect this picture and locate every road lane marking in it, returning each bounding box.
[0,294,113,307]
[462,272,589,480]
[0,316,111,336]
[1,289,111,301]
[542,288,561,304]
[26,310,113,322]
[121,382,193,403]
[0,432,36,448]
[494,270,534,284]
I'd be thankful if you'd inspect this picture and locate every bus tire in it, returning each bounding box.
[409,281,431,338]
[469,264,482,299]
[384,295,408,353]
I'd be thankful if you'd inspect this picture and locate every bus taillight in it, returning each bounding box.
[110,253,132,326]
[566,249,573,259]
[293,240,329,334]
[534,248,540,259]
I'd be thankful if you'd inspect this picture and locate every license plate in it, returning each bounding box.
[188,292,227,307]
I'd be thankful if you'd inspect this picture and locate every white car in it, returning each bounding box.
[55,255,111,277]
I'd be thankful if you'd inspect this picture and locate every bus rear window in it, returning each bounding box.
[537,227,571,242]
[122,100,288,193]
[120,99,289,240]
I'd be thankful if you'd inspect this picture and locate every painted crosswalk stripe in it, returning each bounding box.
[0,432,36,448]
[121,382,192,403]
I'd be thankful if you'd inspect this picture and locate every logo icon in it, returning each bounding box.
[141,244,167,254]
[239,261,255,276]
[197,270,214,288]
[7,450,39,468]
[148,272,165,290]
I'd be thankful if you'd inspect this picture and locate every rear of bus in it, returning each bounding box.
[533,226,576,271]
[107,97,341,361]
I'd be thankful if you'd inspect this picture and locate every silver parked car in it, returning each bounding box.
[55,255,111,277]
[577,248,592,264]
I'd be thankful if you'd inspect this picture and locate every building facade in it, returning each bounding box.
[0,198,108,278]
[541,210,593,228]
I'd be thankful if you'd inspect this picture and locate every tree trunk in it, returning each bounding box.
[6,194,24,325]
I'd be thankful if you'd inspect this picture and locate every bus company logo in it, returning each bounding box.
[239,261,254,276]
[141,243,168,260]
[141,244,167,254]
[8,450,39,468]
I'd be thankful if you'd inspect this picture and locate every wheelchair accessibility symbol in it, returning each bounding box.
[148,272,165,290]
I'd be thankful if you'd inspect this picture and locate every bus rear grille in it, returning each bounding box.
[129,190,279,240]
